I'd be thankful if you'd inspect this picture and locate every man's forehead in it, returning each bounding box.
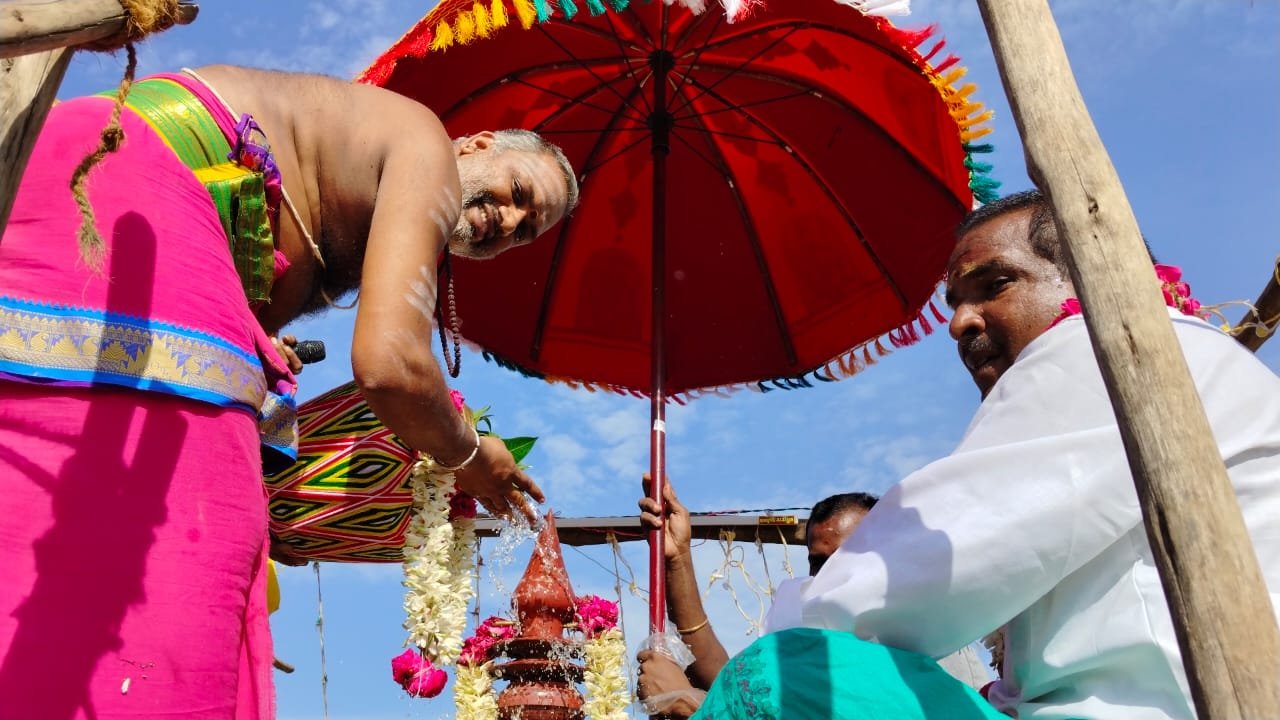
[947,209,1034,275]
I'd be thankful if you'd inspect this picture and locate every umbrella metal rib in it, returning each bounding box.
[669,123,799,366]
[671,88,812,123]
[685,62,966,213]
[529,80,650,362]
[439,56,638,119]
[667,24,803,119]
[667,19,926,119]
[602,10,656,117]
[536,23,655,125]
[679,73,911,312]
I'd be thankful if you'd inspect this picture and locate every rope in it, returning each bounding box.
[312,562,330,720]
[1223,254,1280,340]
[755,535,776,601]
[83,0,183,51]
[71,1,185,270]
[607,532,641,704]
[472,537,483,626]
[777,525,795,579]
[606,532,646,600]
[68,43,136,271]
[703,530,770,636]
[689,506,809,516]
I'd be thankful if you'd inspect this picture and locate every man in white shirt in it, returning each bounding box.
[635,482,991,716]
[795,190,1280,719]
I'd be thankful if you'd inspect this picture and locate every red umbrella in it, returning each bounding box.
[360,0,997,632]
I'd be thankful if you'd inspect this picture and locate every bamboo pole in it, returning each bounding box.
[1233,257,1280,352]
[977,2,1280,718]
[1,0,198,60]
[0,47,72,235]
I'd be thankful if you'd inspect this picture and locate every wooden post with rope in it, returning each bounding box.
[1233,257,1280,352]
[0,0,199,237]
[977,1,1280,718]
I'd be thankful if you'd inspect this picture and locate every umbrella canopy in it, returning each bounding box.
[361,0,997,400]
[358,0,997,632]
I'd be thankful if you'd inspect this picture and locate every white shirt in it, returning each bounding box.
[765,576,993,688]
[792,310,1280,719]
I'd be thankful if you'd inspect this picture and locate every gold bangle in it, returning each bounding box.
[677,617,709,635]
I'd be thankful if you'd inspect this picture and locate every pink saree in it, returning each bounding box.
[0,90,277,718]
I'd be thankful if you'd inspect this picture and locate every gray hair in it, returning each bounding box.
[490,129,580,214]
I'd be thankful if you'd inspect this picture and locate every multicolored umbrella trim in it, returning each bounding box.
[466,291,951,404]
[357,0,1000,204]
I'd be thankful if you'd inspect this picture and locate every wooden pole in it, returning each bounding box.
[1,0,199,60]
[1233,257,1280,352]
[0,1,199,237]
[0,47,72,236]
[977,2,1280,718]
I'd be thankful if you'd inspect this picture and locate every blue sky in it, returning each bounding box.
[55,1,1279,717]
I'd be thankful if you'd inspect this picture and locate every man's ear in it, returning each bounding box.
[456,130,497,156]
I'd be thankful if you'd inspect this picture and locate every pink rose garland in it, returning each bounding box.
[1049,264,1205,330]
[458,616,517,667]
[575,595,620,638]
[391,648,448,698]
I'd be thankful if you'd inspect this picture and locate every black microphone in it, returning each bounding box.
[294,340,327,365]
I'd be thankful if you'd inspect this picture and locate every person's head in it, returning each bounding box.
[805,492,878,576]
[450,129,579,259]
[944,190,1075,399]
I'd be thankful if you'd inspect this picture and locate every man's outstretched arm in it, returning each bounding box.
[352,101,542,522]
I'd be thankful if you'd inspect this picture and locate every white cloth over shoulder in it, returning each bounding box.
[789,310,1280,720]
[763,576,811,635]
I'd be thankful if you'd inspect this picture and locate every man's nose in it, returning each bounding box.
[949,303,984,340]
[500,205,527,235]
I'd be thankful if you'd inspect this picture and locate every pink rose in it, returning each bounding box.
[391,649,448,698]
[405,666,448,698]
[1154,264,1182,283]
[1059,298,1081,316]
[1161,287,1175,307]
[449,492,477,520]
[575,595,620,638]
[1183,297,1202,317]
[477,616,516,641]
[449,389,466,413]
[391,648,422,686]
[458,636,494,667]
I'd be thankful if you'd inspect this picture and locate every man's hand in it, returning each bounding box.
[453,436,545,525]
[269,533,309,567]
[271,334,304,375]
[636,649,704,718]
[639,473,693,562]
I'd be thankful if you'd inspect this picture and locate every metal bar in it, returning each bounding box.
[472,514,806,547]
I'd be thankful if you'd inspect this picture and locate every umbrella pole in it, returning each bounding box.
[648,8,674,637]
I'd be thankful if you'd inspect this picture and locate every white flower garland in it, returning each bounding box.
[582,628,630,720]
[454,663,499,720]
[402,457,475,665]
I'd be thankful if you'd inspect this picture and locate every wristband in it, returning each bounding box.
[434,425,480,472]
[676,617,710,635]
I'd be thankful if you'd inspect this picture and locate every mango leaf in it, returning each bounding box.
[503,436,538,465]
